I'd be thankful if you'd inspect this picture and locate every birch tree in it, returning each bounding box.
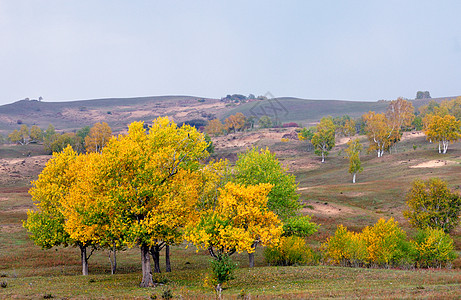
[345,139,363,183]
[311,117,336,162]
[424,114,461,154]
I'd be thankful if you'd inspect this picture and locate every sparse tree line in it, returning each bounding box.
[295,97,461,183]
[5,122,112,154]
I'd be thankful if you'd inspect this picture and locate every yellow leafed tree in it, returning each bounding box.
[23,146,96,276]
[185,182,283,259]
[84,122,112,153]
[205,119,225,136]
[424,114,461,153]
[99,117,208,287]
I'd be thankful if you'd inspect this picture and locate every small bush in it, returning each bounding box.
[43,293,54,299]
[211,254,237,286]
[322,218,414,267]
[322,225,367,266]
[413,228,457,268]
[265,236,315,266]
[282,122,299,128]
[361,218,413,266]
[0,281,7,288]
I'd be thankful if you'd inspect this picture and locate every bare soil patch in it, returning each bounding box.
[410,159,458,168]
[303,201,355,216]
[0,155,50,185]
[400,131,425,141]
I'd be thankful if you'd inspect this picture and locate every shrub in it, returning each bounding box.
[322,225,367,266]
[361,218,413,266]
[283,122,299,128]
[404,178,461,233]
[210,254,237,287]
[322,219,414,267]
[265,236,315,266]
[413,228,457,268]
[0,281,7,288]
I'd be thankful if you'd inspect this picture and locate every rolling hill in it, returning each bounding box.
[0,95,458,135]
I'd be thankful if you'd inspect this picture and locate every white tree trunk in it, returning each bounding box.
[352,173,356,184]
[438,142,442,153]
[443,140,448,154]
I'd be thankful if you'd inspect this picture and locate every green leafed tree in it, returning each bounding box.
[311,117,336,162]
[345,138,363,184]
[403,178,461,233]
[232,147,302,267]
[233,147,301,221]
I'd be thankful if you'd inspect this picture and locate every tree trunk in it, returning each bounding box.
[150,245,161,274]
[439,142,442,153]
[321,152,325,163]
[216,283,223,300]
[109,243,117,275]
[352,173,356,184]
[80,245,89,276]
[165,245,171,272]
[140,244,153,287]
[248,242,256,268]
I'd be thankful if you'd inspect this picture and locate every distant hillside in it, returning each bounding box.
[0,95,458,134]
[0,96,224,134]
[224,96,459,126]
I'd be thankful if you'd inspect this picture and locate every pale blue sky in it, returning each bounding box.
[1,1,460,105]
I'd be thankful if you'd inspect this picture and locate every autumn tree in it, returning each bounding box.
[311,117,336,162]
[23,146,96,275]
[363,111,393,157]
[424,114,461,154]
[364,98,414,157]
[9,124,30,145]
[29,125,44,143]
[224,113,246,133]
[345,138,363,184]
[59,152,123,275]
[404,178,461,233]
[84,122,112,153]
[204,119,224,136]
[333,115,356,137]
[99,117,208,287]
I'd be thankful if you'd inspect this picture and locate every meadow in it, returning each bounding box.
[1,129,461,299]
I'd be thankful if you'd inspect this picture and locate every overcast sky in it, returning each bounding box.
[1,1,461,106]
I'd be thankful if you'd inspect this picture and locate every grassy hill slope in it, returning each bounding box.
[1,95,458,135]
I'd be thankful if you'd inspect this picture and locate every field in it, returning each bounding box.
[1,124,461,299]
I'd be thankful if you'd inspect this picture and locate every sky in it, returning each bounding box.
[1,1,461,106]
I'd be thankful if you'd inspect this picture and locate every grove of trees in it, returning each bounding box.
[24,117,307,289]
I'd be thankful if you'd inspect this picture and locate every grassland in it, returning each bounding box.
[1,128,461,299]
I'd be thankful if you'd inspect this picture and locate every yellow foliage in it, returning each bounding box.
[84,122,112,153]
[185,182,283,255]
